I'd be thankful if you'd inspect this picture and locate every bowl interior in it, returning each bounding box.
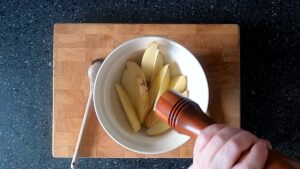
[94,36,209,154]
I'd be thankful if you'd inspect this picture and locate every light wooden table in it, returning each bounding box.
[53,24,240,158]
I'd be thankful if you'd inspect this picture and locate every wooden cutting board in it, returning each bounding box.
[53,24,240,158]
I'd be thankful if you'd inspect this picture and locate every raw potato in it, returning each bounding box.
[144,111,160,128]
[181,90,189,97]
[150,52,163,82]
[141,42,160,82]
[149,64,170,108]
[169,75,187,93]
[169,62,181,77]
[121,62,149,122]
[115,84,141,132]
[146,120,170,136]
[116,41,189,136]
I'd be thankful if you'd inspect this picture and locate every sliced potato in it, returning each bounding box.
[169,75,187,93]
[149,64,170,108]
[169,62,181,77]
[181,89,189,97]
[150,52,163,82]
[146,120,170,136]
[115,84,141,132]
[144,111,160,128]
[121,62,149,122]
[141,42,159,82]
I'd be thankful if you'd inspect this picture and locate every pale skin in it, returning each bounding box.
[190,124,272,169]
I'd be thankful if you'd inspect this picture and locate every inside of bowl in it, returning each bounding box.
[94,36,208,154]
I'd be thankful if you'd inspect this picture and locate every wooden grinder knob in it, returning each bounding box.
[155,91,300,169]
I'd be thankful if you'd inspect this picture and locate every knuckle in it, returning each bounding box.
[228,138,241,152]
[200,132,211,143]
[212,123,225,130]
[214,133,227,143]
[208,124,225,132]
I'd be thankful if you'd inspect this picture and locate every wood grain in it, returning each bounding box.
[53,24,240,158]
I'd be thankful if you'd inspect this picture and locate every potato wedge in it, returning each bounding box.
[149,64,170,108]
[181,89,189,97]
[141,42,159,82]
[150,52,163,82]
[121,62,149,122]
[144,111,160,128]
[169,62,181,77]
[169,75,187,93]
[115,84,141,132]
[146,120,170,136]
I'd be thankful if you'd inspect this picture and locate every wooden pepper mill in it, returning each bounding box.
[155,91,300,169]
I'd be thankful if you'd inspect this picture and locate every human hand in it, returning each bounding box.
[190,124,272,169]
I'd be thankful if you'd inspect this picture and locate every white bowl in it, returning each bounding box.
[93,36,209,154]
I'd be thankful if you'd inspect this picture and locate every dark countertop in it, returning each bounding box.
[0,0,299,168]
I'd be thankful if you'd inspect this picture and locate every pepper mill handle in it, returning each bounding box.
[155,91,300,169]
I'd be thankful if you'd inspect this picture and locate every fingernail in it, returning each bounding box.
[259,139,272,150]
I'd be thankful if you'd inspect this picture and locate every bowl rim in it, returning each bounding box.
[93,35,209,154]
